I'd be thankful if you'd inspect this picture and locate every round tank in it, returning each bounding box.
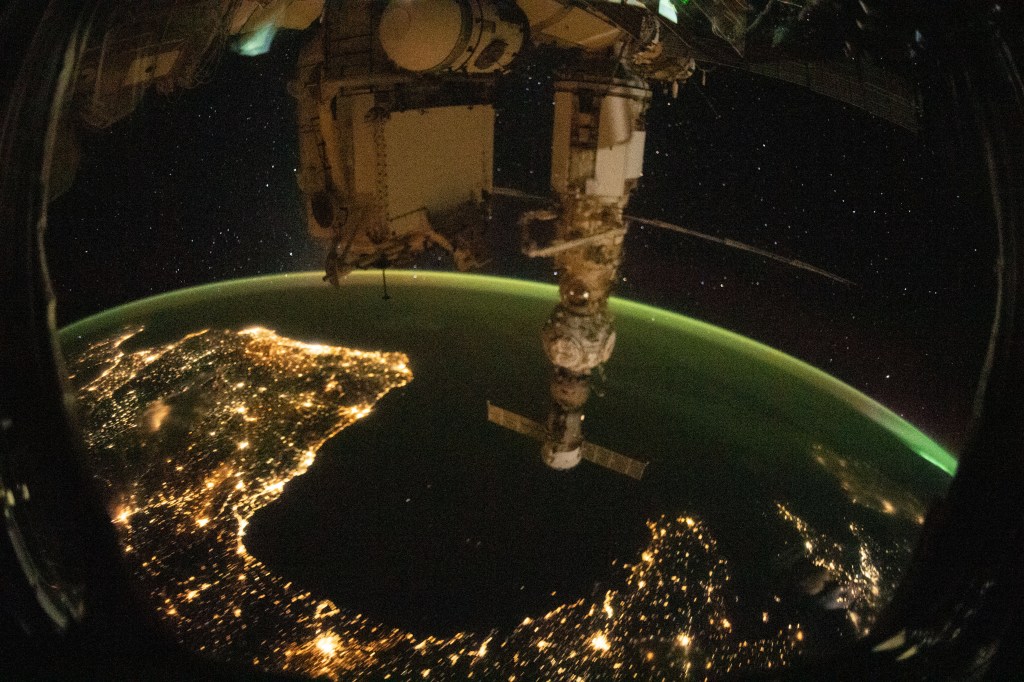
[379,0,526,74]
[379,0,466,73]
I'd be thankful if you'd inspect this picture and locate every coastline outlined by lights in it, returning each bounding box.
[68,323,809,679]
[60,271,955,679]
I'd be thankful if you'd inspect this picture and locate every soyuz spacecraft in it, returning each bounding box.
[65,0,920,476]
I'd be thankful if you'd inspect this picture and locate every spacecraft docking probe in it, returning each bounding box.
[523,62,651,471]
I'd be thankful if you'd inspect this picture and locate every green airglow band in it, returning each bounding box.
[61,270,958,476]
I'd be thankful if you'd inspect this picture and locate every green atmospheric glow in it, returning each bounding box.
[61,270,957,477]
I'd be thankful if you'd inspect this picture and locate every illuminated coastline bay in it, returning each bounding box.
[68,325,415,675]
[61,272,955,679]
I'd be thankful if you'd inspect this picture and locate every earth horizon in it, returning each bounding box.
[60,271,955,680]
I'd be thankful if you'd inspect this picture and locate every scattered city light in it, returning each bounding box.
[69,325,911,680]
[317,633,339,656]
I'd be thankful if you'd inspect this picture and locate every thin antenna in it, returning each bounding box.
[695,80,721,119]
[373,254,392,301]
[629,215,856,286]
[381,265,391,301]
[489,187,856,286]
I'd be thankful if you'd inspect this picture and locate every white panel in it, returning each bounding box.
[598,96,633,148]
[279,0,324,29]
[383,105,494,218]
[550,91,574,193]
[387,208,431,237]
[236,0,286,34]
[590,144,629,197]
[350,94,378,200]
[589,128,645,197]
[625,129,646,182]
[517,0,568,26]
[542,9,622,49]
[227,0,263,34]
[521,0,623,49]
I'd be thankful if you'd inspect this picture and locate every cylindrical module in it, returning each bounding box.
[543,407,585,470]
[379,0,527,74]
[542,304,616,375]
